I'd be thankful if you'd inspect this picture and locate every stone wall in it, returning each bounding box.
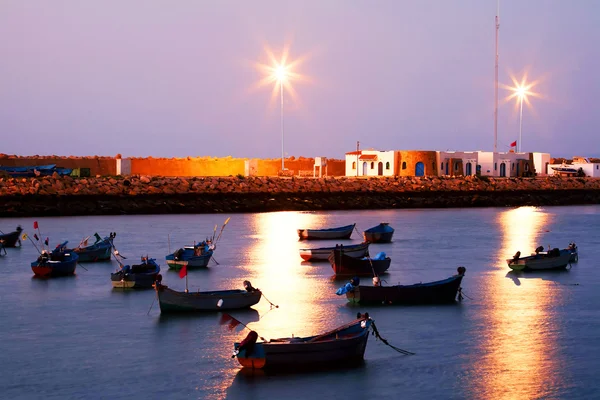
[1,175,599,217]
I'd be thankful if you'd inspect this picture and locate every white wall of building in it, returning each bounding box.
[437,151,479,176]
[345,150,396,177]
[532,153,551,176]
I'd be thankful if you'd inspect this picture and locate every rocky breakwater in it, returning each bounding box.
[1,174,600,217]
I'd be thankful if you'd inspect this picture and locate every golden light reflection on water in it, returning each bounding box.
[236,211,342,340]
[471,207,560,399]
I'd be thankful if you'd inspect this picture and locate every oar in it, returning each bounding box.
[215,217,231,244]
[212,224,217,243]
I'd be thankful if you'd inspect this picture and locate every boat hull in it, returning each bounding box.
[507,252,572,271]
[234,318,371,370]
[166,250,213,270]
[299,242,369,261]
[30,254,78,277]
[362,223,395,243]
[111,259,160,289]
[73,246,112,262]
[156,285,262,313]
[329,250,390,277]
[297,224,355,240]
[347,275,464,305]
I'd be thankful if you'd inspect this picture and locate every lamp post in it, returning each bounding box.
[518,90,524,153]
[276,66,286,170]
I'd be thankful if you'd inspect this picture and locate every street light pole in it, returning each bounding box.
[518,94,523,153]
[280,81,284,171]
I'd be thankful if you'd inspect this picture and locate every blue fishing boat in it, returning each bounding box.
[297,224,355,240]
[363,223,394,243]
[69,232,115,262]
[166,241,214,270]
[233,314,373,370]
[111,257,160,289]
[31,243,78,277]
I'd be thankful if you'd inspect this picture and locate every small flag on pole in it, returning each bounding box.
[510,141,517,147]
[179,265,187,279]
[44,237,49,246]
[33,221,39,229]
[219,313,241,331]
[21,233,28,241]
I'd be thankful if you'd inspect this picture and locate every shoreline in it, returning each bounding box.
[1,175,600,217]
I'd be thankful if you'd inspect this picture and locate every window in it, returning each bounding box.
[512,163,514,170]
[432,162,436,170]
[494,163,497,171]
[370,162,374,169]
[455,162,460,171]
[385,162,390,170]
[441,162,444,170]
[352,161,356,170]
[402,161,407,170]
[597,165,598,170]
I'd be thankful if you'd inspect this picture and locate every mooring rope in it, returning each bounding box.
[370,321,415,356]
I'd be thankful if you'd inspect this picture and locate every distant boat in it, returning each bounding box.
[297,224,355,240]
[299,242,369,262]
[111,257,160,289]
[362,223,394,243]
[166,242,214,270]
[329,247,391,277]
[339,267,466,305]
[155,280,262,313]
[507,248,572,271]
[69,233,115,262]
[31,243,78,277]
[0,226,23,248]
[551,165,578,174]
[233,315,373,370]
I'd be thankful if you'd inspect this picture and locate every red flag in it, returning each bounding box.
[33,221,39,229]
[178,265,187,279]
[45,237,49,246]
[510,141,517,147]
[219,314,241,331]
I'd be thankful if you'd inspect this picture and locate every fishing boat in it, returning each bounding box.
[233,314,373,370]
[0,226,23,247]
[362,223,394,243]
[550,165,578,174]
[154,279,262,313]
[507,248,573,271]
[69,233,115,262]
[329,248,391,277]
[338,267,466,305]
[30,243,78,277]
[165,241,214,270]
[297,224,355,240]
[299,242,369,262]
[111,257,160,289]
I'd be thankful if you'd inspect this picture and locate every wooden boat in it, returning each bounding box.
[507,248,572,271]
[166,242,214,270]
[363,223,394,243]
[0,226,23,247]
[342,267,466,305]
[329,248,391,277]
[154,280,262,313]
[69,233,115,262]
[111,257,160,289]
[297,224,355,241]
[233,315,372,370]
[30,244,78,277]
[299,242,369,262]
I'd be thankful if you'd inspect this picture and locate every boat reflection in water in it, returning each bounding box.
[468,207,570,399]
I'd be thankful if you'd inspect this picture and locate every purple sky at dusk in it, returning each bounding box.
[1,1,598,159]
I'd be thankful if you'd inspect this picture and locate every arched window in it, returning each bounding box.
[455,162,460,171]
[370,162,374,169]
[525,163,529,171]
[494,163,497,171]
[441,162,444,170]
[385,162,390,170]
[432,162,436,170]
[352,161,356,169]
[402,161,407,170]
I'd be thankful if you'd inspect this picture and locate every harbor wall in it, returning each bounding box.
[1,175,599,217]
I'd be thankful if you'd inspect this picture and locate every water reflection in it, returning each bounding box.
[469,207,562,399]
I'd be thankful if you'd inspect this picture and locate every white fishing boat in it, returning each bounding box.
[507,248,572,271]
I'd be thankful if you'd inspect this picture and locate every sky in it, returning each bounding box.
[1,0,598,159]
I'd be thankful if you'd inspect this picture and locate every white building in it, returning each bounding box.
[547,157,600,177]
[345,150,396,177]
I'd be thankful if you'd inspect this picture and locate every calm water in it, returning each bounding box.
[1,206,600,400]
